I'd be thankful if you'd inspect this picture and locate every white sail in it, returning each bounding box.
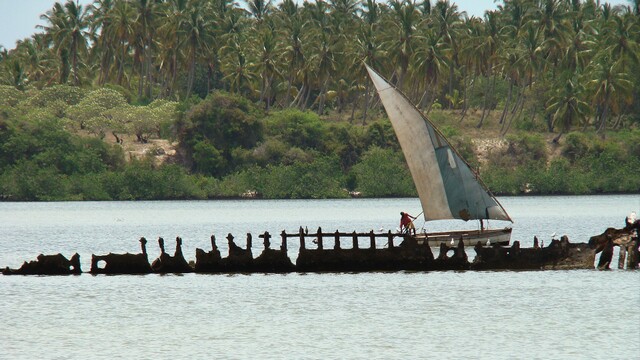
[366,65,511,223]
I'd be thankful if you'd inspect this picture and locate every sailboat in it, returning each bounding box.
[365,64,513,247]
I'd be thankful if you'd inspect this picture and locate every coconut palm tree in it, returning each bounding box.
[252,20,282,110]
[383,0,421,90]
[546,75,590,142]
[586,53,633,136]
[432,0,463,106]
[90,0,115,85]
[412,27,448,112]
[133,0,161,98]
[156,0,187,98]
[353,0,385,123]
[246,0,273,21]
[277,0,307,107]
[535,0,572,74]
[180,1,214,98]
[108,0,136,87]
[601,7,640,73]
[39,0,91,86]
[475,10,503,128]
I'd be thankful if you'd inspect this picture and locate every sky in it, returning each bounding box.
[0,0,634,50]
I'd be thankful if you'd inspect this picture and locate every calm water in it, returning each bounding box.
[1,196,639,359]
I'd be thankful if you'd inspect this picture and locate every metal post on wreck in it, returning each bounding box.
[334,230,341,250]
[618,245,627,269]
[261,231,271,250]
[317,227,324,250]
[280,230,288,251]
[387,230,394,248]
[369,231,375,250]
[210,235,218,251]
[246,233,252,251]
[299,227,306,250]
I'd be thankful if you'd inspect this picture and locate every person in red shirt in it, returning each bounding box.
[400,211,417,235]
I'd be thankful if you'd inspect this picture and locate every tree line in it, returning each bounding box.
[1,0,639,201]
[0,0,638,137]
[1,84,639,201]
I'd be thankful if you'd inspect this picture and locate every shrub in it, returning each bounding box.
[181,91,263,175]
[505,132,548,164]
[264,109,327,150]
[351,146,415,197]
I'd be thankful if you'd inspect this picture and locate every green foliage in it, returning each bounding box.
[504,132,548,165]
[324,123,368,169]
[484,130,640,195]
[261,156,347,198]
[217,156,347,199]
[0,85,26,107]
[264,109,327,150]
[67,88,128,136]
[181,91,263,176]
[562,131,592,162]
[251,138,289,166]
[351,146,415,197]
[192,141,227,175]
[364,119,398,150]
[25,85,85,108]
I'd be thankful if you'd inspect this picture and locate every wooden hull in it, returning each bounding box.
[415,228,512,247]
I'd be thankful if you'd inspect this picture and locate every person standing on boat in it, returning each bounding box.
[400,212,417,235]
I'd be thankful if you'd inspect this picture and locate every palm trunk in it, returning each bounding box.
[499,80,514,125]
[350,88,359,124]
[362,81,371,125]
[186,51,196,99]
[459,69,469,122]
[317,77,328,115]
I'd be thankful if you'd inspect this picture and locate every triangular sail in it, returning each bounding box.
[365,65,512,223]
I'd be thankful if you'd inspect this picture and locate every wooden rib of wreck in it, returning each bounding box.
[2,253,81,275]
[3,226,638,275]
[588,224,639,270]
[90,237,152,275]
[151,237,193,273]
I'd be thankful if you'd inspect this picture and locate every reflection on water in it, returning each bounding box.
[1,195,639,359]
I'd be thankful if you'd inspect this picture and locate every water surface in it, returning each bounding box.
[1,196,638,359]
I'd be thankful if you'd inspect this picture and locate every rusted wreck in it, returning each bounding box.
[3,226,638,276]
[588,224,639,270]
[90,237,152,274]
[2,253,81,275]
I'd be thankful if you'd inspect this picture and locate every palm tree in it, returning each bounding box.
[133,0,161,98]
[12,37,48,86]
[39,0,91,85]
[535,0,572,74]
[353,0,385,123]
[252,20,282,110]
[180,1,214,98]
[246,0,273,22]
[475,10,502,128]
[157,0,187,97]
[432,0,463,106]
[412,28,448,112]
[546,75,590,142]
[304,0,339,114]
[277,0,307,107]
[602,7,640,73]
[108,0,136,87]
[221,41,256,95]
[383,0,421,90]
[90,0,115,85]
[586,54,633,136]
